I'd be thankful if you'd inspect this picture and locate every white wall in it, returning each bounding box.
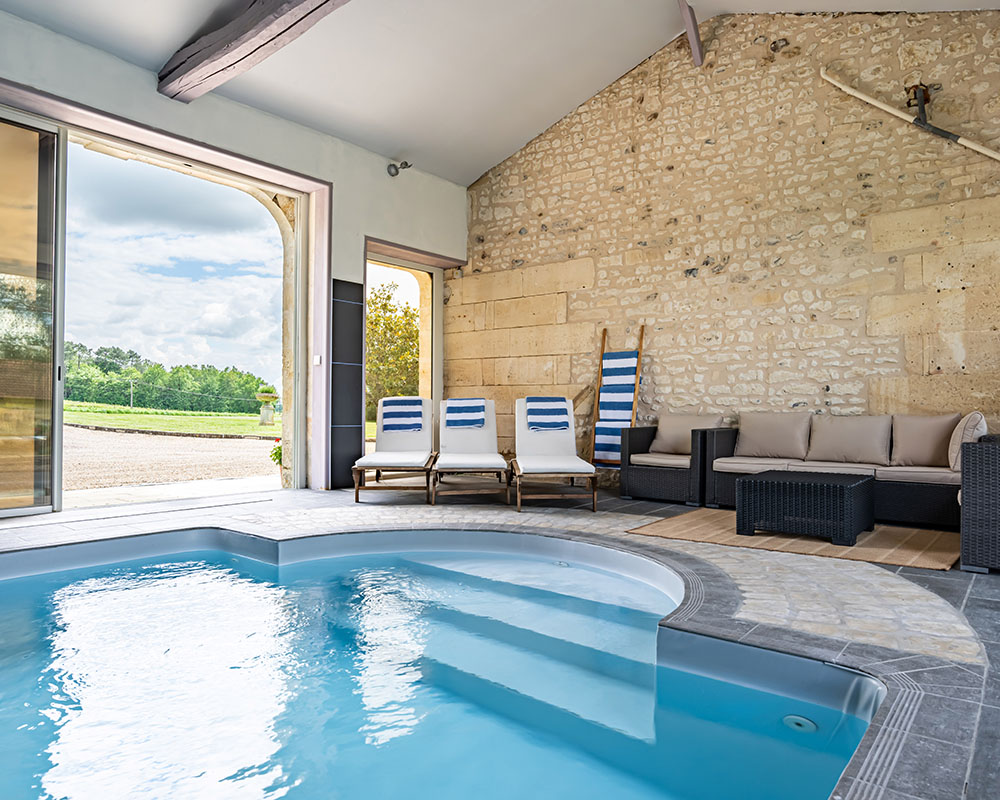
[0,10,469,278]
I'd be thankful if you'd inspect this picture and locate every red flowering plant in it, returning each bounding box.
[269,438,282,466]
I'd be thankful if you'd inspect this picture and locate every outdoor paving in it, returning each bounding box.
[63,474,282,509]
[62,425,277,490]
[1,484,998,799]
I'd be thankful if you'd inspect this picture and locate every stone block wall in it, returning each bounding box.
[446,12,1000,454]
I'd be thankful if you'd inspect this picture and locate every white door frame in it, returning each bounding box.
[0,78,334,505]
[0,107,65,516]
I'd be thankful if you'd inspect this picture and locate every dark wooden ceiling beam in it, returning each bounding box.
[158,0,354,102]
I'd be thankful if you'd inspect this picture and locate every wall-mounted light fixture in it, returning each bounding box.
[387,160,412,177]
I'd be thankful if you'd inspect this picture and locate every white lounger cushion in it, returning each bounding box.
[517,455,595,475]
[435,453,507,471]
[514,398,594,475]
[355,450,432,468]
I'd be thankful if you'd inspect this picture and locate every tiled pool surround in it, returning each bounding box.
[0,489,993,800]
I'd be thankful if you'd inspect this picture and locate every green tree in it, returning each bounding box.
[365,282,419,420]
[63,340,268,413]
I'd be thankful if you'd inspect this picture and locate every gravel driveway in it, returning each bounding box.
[63,426,277,490]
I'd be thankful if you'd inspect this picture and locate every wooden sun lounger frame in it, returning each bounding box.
[430,464,511,505]
[590,325,645,466]
[352,453,437,503]
[509,459,597,512]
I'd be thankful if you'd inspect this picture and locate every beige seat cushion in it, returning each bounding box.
[713,457,798,474]
[734,412,812,460]
[949,411,988,471]
[630,453,691,468]
[650,413,725,455]
[806,415,891,466]
[875,466,961,486]
[795,460,881,476]
[891,413,961,467]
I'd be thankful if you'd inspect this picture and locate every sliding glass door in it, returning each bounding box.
[0,113,63,515]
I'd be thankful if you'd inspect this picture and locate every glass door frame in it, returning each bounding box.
[0,106,66,517]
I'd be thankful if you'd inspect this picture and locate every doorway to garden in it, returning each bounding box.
[59,135,298,508]
[363,259,435,452]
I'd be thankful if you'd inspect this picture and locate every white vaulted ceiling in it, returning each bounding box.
[0,0,995,185]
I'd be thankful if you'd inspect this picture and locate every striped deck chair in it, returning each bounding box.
[591,327,645,467]
[352,397,435,502]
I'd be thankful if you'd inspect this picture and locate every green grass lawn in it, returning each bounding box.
[64,401,281,437]
[366,421,376,440]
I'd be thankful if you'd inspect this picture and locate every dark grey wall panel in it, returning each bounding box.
[330,279,364,488]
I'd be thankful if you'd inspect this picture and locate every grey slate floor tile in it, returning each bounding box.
[885,732,971,800]
[969,573,1000,602]
[967,704,1000,799]
[963,596,1000,643]
[897,573,970,607]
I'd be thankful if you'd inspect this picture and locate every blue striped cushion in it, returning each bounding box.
[594,350,639,464]
[381,397,423,432]
[445,398,486,428]
[526,396,569,431]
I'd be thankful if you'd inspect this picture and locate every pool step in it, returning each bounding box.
[394,565,660,665]
[419,620,656,740]
[420,656,669,789]
[422,603,653,687]
[400,555,671,619]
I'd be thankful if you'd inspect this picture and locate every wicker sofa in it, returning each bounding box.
[620,414,724,505]
[705,411,988,529]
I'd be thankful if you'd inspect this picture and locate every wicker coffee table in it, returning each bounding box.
[736,470,875,546]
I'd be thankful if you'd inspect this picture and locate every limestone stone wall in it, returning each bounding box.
[446,11,1000,454]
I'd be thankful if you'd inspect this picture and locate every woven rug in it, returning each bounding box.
[629,508,961,570]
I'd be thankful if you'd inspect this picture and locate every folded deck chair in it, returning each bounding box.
[352,397,435,502]
[430,398,509,505]
[510,397,597,512]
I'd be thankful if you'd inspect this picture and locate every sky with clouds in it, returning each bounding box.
[66,145,423,391]
[65,144,284,386]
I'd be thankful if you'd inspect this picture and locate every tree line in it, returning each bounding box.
[64,342,274,413]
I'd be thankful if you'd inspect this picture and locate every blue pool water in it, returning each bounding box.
[0,547,875,799]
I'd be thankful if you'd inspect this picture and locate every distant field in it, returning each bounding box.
[64,401,281,437]
[366,421,376,439]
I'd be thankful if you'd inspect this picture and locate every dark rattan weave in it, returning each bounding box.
[736,470,875,546]
[619,427,723,505]
[961,439,1000,571]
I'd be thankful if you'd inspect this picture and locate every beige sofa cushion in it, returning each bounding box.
[630,453,691,468]
[796,460,881,476]
[948,411,988,471]
[713,457,798,474]
[891,413,961,467]
[875,466,961,486]
[734,412,811,460]
[805,415,891,466]
[650,413,725,455]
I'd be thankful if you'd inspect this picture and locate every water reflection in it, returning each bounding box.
[349,570,426,746]
[41,560,297,799]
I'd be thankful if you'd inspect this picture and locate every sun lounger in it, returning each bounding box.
[510,397,597,512]
[352,397,435,502]
[430,398,509,504]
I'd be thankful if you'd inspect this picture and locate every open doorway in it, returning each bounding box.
[363,260,434,453]
[60,137,297,508]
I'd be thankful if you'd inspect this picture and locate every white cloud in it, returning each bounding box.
[65,145,285,386]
